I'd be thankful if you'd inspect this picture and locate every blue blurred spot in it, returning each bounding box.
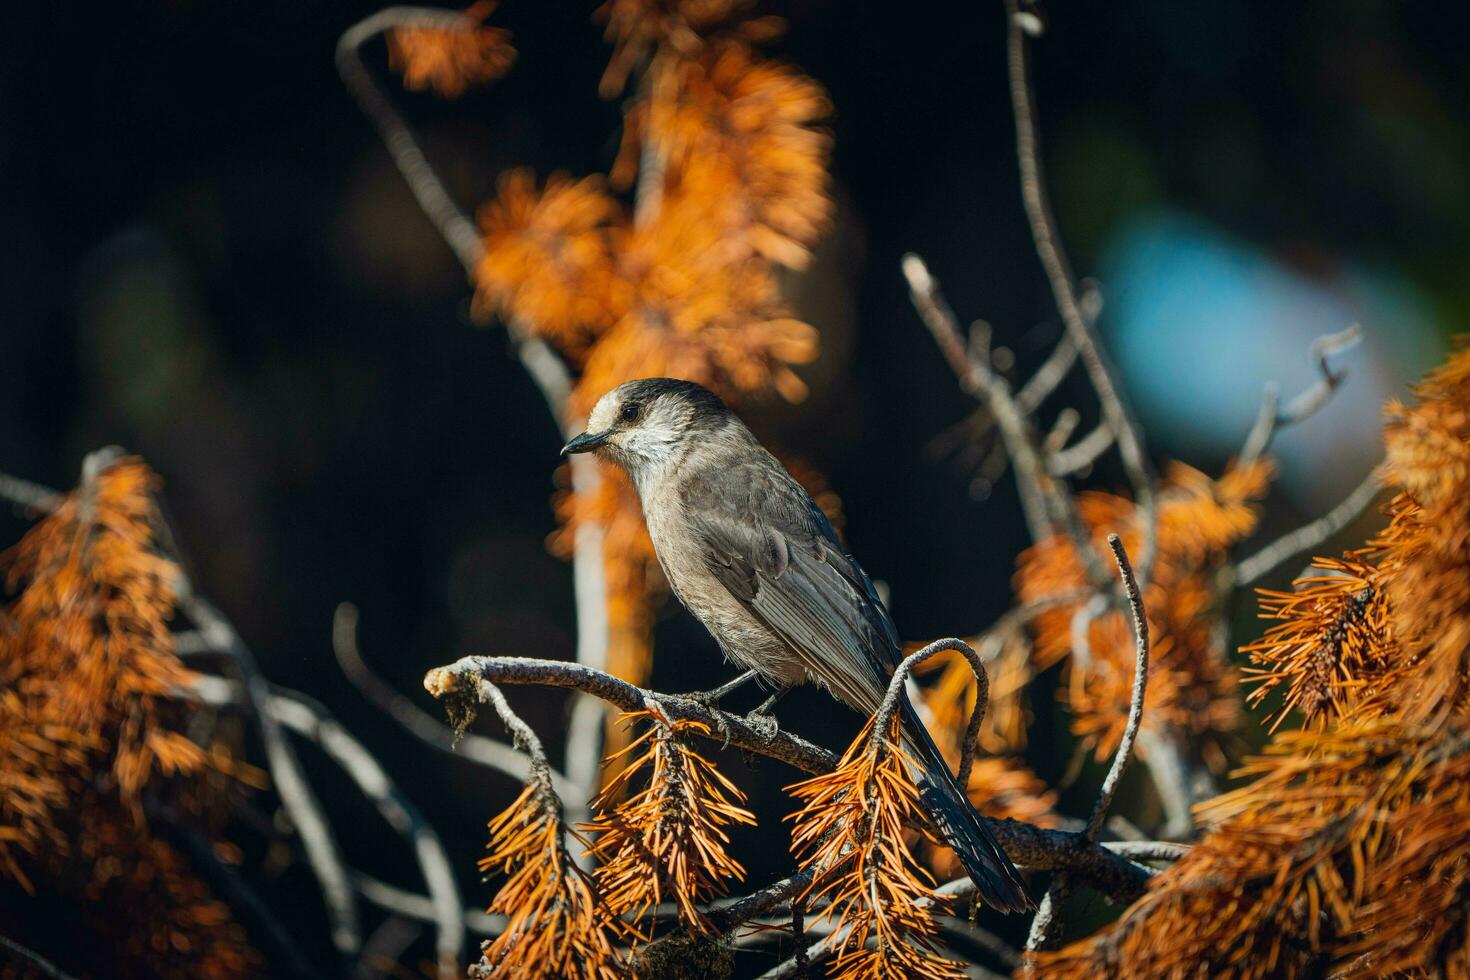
[1098,209,1442,505]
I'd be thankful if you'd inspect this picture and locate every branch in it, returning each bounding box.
[424,654,1157,903]
[268,690,465,977]
[1086,535,1150,842]
[335,8,610,824]
[1047,422,1114,477]
[336,7,486,270]
[871,637,988,787]
[1000,0,1157,582]
[1239,325,1363,464]
[1231,468,1383,587]
[903,254,1111,590]
[331,603,576,799]
[904,252,1054,543]
[1014,334,1078,414]
[0,934,80,980]
[353,871,503,937]
[1026,535,1151,960]
[180,591,364,957]
[426,655,837,776]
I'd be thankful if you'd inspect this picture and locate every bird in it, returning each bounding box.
[561,377,1032,913]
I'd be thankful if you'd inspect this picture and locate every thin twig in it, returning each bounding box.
[904,254,1110,591]
[353,871,503,936]
[1239,325,1363,464]
[181,591,364,956]
[0,472,62,514]
[335,7,610,825]
[904,252,1053,543]
[1001,0,1157,582]
[1014,335,1078,414]
[1028,535,1150,960]
[269,689,465,977]
[1047,422,1114,477]
[1231,469,1383,586]
[331,603,576,799]
[1086,535,1150,841]
[0,934,81,980]
[336,7,486,270]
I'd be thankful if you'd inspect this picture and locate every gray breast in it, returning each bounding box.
[642,473,809,686]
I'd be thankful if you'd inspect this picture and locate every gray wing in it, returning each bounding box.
[680,455,901,714]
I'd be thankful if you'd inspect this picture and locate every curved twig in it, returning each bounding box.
[1086,535,1150,841]
[336,8,610,826]
[181,591,363,957]
[331,603,576,799]
[1239,325,1363,464]
[268,690,465,977]
[1027,535,1150,960]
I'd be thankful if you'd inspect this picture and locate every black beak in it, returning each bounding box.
[561,430,609,456]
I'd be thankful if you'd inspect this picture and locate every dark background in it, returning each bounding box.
[2,0,1466,970]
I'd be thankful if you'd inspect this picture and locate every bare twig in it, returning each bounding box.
[1102,840,1188,862]
[0,934,80,980]
[1239,325,1363,464]
[269,690,465,977]
[331,603,576,799]
[904,252,1053,543]
[353,871,503,937]
[181,591,364,957]
[1014,335,1078,414]
[871,637,988,786]
[1086,535,1150,841]
[903,254,1110,591]
[1027,535,1150,960]
[1047,422,1114,477]
[0,472,61,515]
[336,7,486,270]
[335,8,610,824]
[1231,468,1383,587]
[1001,0,1157,582]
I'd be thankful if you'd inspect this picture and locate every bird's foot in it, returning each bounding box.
[744,709,781,741]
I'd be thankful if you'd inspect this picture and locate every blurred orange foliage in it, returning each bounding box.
[1014,459,1273,767]
[0,457,256,977]
[387,1,515,98]
[1042,342,1470,977]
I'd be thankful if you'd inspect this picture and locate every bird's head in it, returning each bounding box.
[562,378,731,480]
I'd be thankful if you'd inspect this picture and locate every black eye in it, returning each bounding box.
[618,401,642,424]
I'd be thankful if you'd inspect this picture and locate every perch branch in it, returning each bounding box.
[424,654,1156,903]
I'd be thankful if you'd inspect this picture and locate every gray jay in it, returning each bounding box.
[562,377,1031,913]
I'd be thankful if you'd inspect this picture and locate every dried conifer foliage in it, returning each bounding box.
[0,457,256,978]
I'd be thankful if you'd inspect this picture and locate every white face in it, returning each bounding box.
[584,383,692,477]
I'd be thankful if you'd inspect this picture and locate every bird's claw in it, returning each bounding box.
[674,692,736,748]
